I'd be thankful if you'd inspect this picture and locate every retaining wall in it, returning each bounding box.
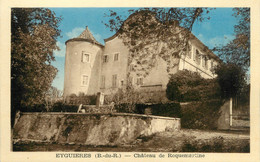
[13,113,180,146]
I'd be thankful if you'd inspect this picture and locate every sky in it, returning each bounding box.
[50,8,238,91]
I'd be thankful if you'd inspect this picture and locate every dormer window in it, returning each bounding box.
[82,52,90,63]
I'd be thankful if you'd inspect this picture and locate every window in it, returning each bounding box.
[82,75,88,86]
[196,50,201,65]
[205,57,208,69]
[101,75,105,89]
[193,47,196,61]
[187,44,192,59]
[82,52,90,63]
[202,55,205,67]
[112,74,117,88]
[103,55,108,63]
[114,53,119,61]
[137,77,143,85]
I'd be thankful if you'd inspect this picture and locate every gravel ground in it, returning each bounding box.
[13,129,250,152]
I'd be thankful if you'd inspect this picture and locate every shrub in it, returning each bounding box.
[166,81,182,101]
[51,101,78,112]
[135,103,182,118]
[181,99,223,129]
[20,104,47,112]
[65,93,97,105]
[104,88,143,113]
[166,70,221,102]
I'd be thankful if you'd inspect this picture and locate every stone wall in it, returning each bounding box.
[13,113,180,146]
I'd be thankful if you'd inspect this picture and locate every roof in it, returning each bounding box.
[103,10,221,61]
[104,10,157,42]
[65,26,104,47]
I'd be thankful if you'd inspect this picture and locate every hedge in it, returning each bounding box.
[181,99,224,130]
[135,102,182,118]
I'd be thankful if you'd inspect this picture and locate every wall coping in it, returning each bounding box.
[20,112,180,121]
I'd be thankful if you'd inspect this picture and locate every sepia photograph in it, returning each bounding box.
[10,7,251,153]
[1,0,260,161]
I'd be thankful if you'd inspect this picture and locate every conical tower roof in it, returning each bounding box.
[77,26,101,44]
[65,26,103,47]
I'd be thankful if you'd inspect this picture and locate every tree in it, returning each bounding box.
[213,8,250,71]
[44,86,63,111]
[103,8,214,79]
[214,63,247,99]
[11,8,61,125]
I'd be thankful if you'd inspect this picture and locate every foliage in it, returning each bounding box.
[44,86,63,111]
[11,8,61,121]
[181,99,223,129]
[65,93,97,105]
[104,87,142,113]
[166,70,224,129]
[213,8,250,70]
[135,103,181,118]
[104,8,214,78]
[105,86,170,113]
[166,70,221,102]
[214,63,247,99]
[19,104,47,112]
[51,101,78,112]
[166,81,182,102]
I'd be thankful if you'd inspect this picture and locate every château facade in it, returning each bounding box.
[63,12,220,97]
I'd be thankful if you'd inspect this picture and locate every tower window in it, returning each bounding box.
[112,74,117,88]
[103,55,108,63]
[82,52,90,63]
[101,75,105,89]
[114,53,119,61]
[81,75,88,86]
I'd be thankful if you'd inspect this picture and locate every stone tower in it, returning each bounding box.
[63,26,104,97]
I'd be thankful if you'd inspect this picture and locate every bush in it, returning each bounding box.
[65,93,97,105]
[51,101,78,112]
[166,70,221,102]
[166,81,182,102]
[20,104,47,112]
[181,99,223,129]
[135,103,182,118]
